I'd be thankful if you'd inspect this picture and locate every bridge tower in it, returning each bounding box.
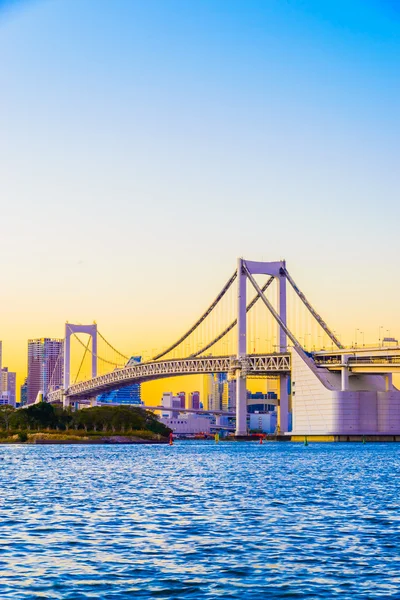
[236,258,247,435]
[235,259,288,436]
[277,264,288,433]
[64,323,98,391]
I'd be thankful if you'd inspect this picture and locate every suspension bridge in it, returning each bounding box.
[46,258,400,438]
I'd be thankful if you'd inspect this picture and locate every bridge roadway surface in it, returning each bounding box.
[47,347,400,404]
[47,353,291,403]
[98,404,236,416]
[313,346,400,372]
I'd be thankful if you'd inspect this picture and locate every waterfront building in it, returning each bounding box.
[161,392,185,417]
[227,379,236,410]
[1,368,16,406]
[27,338,63,404]
[247,391,278,413]
[160,414,211,434]
[221,380,229,411]
[0,392,15,407]
[203,374,213,410]
[209,373,228,411]
[0,341,2,393]
[178,391,186,409]
[20,378,28,407]
[97,356,143,404]
[98,358,142,405]
[161,392,174,417]
[189,391,200,410]
[98,385,142,405]
[172,395,181,417]
[249,412,277,434]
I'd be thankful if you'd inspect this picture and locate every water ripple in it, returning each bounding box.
[0,442,399,598]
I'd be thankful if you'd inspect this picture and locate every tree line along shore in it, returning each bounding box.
[0,402,172,444]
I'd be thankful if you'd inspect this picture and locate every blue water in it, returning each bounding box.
[1,442,400,599]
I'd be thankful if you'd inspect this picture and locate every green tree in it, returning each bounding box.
[0,406,16,430]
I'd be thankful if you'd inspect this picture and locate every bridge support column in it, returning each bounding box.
[341,355,350,391]
[278,376,289,433]
[277,262,287,353]
[236,258,248,436]
[385,373,393,391]
[236,377,247,435]
[277,264,288,433]
[215,415,221,426]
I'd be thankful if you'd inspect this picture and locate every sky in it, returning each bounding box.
[0,0,399,398]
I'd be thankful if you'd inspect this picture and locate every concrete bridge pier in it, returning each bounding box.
[278,375,289,433]
[385,373,393,391]
[236,258,248,436]
[341,355,350,391]
[277,265,288,432]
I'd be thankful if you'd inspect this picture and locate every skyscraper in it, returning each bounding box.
[178,391,186,409]
[209,373,228,411]
[98,356,142,405]
[203,374,213,410]
[20,377,28,407]
[1,368,16,406]
[227,379,236,411]
[27,338,63,404]
[189,391,200,410]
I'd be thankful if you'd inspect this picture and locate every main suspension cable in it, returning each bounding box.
[283,268,344,349]
[72,333,125,368]
[191,276,274,357]
[153,271,238,361]
[97,330,130,360]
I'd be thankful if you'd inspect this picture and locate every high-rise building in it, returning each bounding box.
[98,385,142,405]
[1,368,16,406]
[20,377,28,407]
[189,391,200,410]
[98,356,142,405]
[162,392,173,409]
[221,380,229,411]
[178,391,186,409]
[172,395,181,412]
[209,373,228,411]
[203,375,213,410]
[0,393,15,407]
[227,379,236,411]
[162,392,174,417]
[27,338,63,404]
[161,392,183,417]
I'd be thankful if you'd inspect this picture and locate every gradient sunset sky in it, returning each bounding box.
[1,0,399,396]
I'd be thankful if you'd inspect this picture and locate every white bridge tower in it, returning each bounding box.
[64,323,98,391]
[235,259,288,436]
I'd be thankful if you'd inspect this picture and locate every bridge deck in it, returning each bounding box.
[47,353,291,403]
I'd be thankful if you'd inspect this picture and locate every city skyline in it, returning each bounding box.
[1,0,399,394]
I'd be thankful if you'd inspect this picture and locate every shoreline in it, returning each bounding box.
[0,433,170,445]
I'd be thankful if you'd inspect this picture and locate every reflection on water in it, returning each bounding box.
[0,441,399,598]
